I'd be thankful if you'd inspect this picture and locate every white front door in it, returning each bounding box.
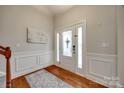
[56,22,86,75]
[59,26,76,72]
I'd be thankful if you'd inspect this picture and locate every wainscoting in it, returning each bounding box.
[55,52,118,87]
[86,53,117,87]
[11,50,53,79]
[1,50,119,87]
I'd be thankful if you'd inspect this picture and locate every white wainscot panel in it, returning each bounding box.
[15,56,38,72]
[89,58,112,78]
[11,51,53,79]
[87,53,117,87]
[39,54,50,65]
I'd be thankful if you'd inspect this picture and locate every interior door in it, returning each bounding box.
[59,26,76,72]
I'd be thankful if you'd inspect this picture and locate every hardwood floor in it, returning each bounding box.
[11,65,107,88]
[12,76,30,88]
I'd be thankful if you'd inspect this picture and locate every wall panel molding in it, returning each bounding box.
[11,50,53,79]
[87,52,117,87]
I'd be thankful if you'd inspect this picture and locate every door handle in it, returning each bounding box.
[73,45,76,54]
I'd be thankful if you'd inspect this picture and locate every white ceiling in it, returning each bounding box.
[33,5,75,16]
[45,5,74,15]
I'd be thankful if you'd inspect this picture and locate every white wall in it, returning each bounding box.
[0,6,54,72]
[117,6,124,87]
[0,6,53,52]
[55,5,117,55]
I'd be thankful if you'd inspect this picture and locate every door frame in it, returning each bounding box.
[54,19,87,76]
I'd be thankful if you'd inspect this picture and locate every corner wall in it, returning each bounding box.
[117,6,124,87]
[0,6,54,72]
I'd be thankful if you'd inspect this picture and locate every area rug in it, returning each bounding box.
[25,69,73,88]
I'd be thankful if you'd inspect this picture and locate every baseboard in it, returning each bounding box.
[12,63,54,79]
[116,83,124,88]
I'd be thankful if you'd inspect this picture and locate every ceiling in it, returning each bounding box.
[33,5,75,16]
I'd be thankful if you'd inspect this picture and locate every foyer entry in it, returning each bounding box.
[56,21,87,76]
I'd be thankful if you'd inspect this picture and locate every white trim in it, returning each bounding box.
[75,21,87,75]
[116,83,124,88]
[87,52,117,87]
[11,50,54,79]
[0,72,6,77]
[88,53,117,58]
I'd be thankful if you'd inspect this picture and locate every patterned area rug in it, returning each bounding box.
[25,69,73,88]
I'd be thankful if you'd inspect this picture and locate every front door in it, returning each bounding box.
[59,26,76,72]
[56,22,86,75]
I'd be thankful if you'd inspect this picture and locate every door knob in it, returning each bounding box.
[73,45,76,54]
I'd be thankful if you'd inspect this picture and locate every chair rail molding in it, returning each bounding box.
[10,50,53,79]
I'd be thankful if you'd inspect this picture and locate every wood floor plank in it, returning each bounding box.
[45,65,107,88]
[11,65,107,88]
[11,76,30,88]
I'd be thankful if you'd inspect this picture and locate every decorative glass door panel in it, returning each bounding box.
[62,30,72,57]
[57,33,60,62]
[77,27,83,69]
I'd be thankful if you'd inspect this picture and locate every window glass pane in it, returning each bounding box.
[57,33,59,62]
[62,31,72,57]
[78,27,83,69]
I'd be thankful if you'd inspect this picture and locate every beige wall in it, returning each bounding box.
[117,6,124,86]
[0,6,54,52]
[0,6,54,72]
[55,5,117,55]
